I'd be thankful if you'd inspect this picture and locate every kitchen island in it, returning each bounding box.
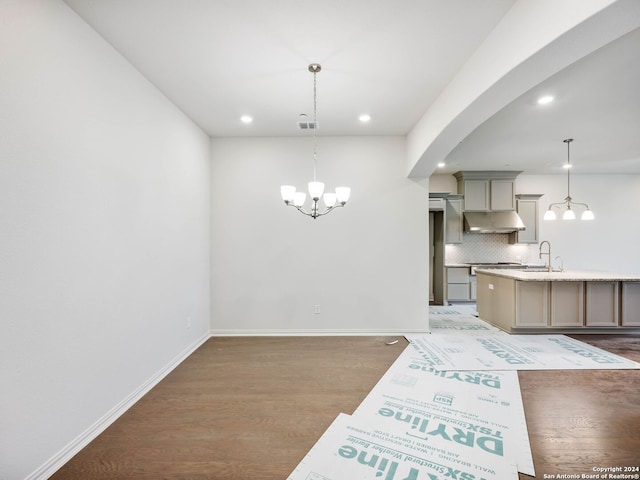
[476,268,640,333]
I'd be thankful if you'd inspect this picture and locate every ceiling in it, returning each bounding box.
[63,0,640,174]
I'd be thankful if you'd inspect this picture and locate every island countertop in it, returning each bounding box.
[475,268,640,282]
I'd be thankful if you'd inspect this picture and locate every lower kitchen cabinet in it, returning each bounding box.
[586,281,619,326]
[550,282,584,327]
[478,271,640,332]
[515,281,548,327]
[446,267,471,302]
[621,282,640,326]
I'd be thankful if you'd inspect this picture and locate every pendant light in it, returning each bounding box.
[280,64,350,219]
[543,139,594,221]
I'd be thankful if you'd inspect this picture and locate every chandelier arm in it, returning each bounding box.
[314,203,346,218]
[570,201,591,209]
[546,201,568,210]
[286,203,311,216]
[285,202,347,219]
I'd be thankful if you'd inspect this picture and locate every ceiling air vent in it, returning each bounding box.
[297,114,317,130]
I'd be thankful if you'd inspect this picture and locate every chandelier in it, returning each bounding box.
[543,138,594,221]
[280,64,350,219]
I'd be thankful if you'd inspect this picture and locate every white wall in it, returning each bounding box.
[211,136,429,334]
[517,174,640,274]
[0,1,211,479]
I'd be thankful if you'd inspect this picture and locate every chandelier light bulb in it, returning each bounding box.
[323,192,337,207]
[581,209,594,221]
[293,192,306,207]
[280,185,296,202]
[543,209,556,221]
[308,181,325,200]
[562,208,576,220]
[335,187,351,204]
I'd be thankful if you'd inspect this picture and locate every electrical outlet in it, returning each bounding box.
[314,305,321,314]
[186,316,192,329]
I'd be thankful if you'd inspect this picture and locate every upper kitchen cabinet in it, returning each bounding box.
[445,195,463,244]
[510,194,543,244]
[454,171,521,211]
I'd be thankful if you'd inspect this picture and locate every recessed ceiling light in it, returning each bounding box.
[437,162,445,168]
[359,114,371,123]
[562,163,572,169]
[240,115,253,124]
[537,95,554,105]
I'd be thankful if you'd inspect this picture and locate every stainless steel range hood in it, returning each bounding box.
[463,211,525,233]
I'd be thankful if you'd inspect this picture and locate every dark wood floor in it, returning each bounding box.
[51,335,640,480]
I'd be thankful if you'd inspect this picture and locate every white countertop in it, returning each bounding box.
[474,268,640,282]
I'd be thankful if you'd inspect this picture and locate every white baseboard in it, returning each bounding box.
[27,331,210,480]
[210,329,430,336]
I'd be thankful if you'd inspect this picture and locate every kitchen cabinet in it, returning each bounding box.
[586,282,619,326]
[462,180,490,211]
[454,171,520,212]
[428,192,448,211]
[509,194,542,244]
[446,266,471,302]
[550,282,584,327]
[429,198,445,210]
[621,282,640,326]
[445,195,463,244]
[490,179,516,211]
[515,281,549,327]
[476,269,640,332]
[476,274,514,327]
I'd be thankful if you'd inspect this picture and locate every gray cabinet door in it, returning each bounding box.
[490,180,515,210]
[462,180,489,211]
[445,197,463,244]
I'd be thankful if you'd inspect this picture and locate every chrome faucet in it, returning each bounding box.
[555,256,564,272]
[539,241,552,272]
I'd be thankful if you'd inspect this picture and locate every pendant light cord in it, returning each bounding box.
[565,138,572,202]
[312,68,318,182]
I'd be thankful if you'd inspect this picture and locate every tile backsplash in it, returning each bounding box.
[445,233,539,264]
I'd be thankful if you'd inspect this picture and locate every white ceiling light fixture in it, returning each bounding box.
[537,95,554,105]
[240,115,253,124]
[280,64,351,220]
[543,139,594,221]
[359,114,371,123]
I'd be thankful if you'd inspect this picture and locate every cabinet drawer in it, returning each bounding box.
[447,267,470,283]
[447,283,471,300]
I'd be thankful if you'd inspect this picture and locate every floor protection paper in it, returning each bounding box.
[405,333,640,370]
[353,345,534,476]
[286,412,519,480]
[428,306,502,334]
